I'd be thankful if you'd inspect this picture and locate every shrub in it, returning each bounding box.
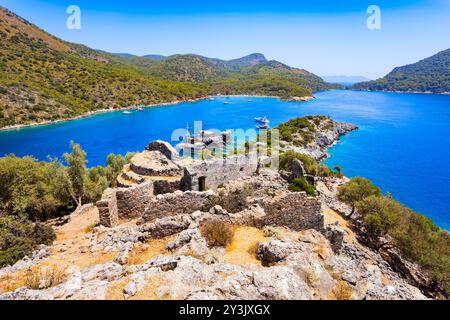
[356,195,404,236]
[330,281,353,300]
[280,150,318,174]
[200,221,235,248]
[337,177,381,214]
[0,155,72,220]
[0,216,56,268]
[288,178,317,197]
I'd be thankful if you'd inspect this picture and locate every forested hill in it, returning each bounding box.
[0,7,332,128]
[0,7,207,128]
[110,52,333,93]
[353,49,450,94]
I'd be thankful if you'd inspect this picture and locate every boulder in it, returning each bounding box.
[257,240,301,265]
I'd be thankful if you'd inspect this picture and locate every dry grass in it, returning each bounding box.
[200,221,235,248]
[0,273,26,294]
[247,242,260,257]
[24,265,67,290]
[84,223,97,234]
[329,281,353,300]
[302,266,318,287]
[224,226,268,266]
[262,226,284,240]
[126,238,170,265]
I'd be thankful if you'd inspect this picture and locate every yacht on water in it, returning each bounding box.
[123,111,132,115]
[256,124,270,130]
[254,116,269,124]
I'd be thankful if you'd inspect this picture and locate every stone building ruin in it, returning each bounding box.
[97,140,325,239]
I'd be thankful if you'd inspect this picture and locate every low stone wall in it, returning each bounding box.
[116,182,155,219]
[180,154,258,191]
[260,192,324,231]
[97,189,118,228]
[141,190,214,223]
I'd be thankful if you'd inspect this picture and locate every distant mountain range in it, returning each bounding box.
[321,75,372,85]
[107,52,332,92]
[0,6,334,128]
[353,49,450,94]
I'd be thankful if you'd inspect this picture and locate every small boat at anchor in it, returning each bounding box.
[123,111,132,115]
[254,116,270,124]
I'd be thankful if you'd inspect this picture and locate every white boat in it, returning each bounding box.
[224,101,230,105]
[256,124,270,130]
[254,116,269,124]
[123,111,132,115]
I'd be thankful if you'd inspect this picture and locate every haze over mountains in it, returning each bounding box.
[321,76,372,85]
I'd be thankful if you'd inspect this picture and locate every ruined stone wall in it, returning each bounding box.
[260,192,324,231]
[115,182,155,219]
[141,190,214,223]
[180,154,258,191]
[97,188,118,228]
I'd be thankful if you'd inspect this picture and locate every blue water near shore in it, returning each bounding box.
[0,90,449,229]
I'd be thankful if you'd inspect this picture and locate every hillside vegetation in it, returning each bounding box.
[0,8,208,128]
[0,7,333,128]
[353,49,450,94]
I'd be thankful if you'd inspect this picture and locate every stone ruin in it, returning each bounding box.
[97,140,325,238]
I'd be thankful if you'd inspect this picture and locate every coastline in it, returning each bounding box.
[0,94,315,132]
[352,88,450,95]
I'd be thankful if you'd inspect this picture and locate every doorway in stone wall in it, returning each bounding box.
[198,177,207,192]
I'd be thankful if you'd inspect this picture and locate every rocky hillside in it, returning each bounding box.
[0,171,427,300]
[0,116,439,300]
[353,49,450,94]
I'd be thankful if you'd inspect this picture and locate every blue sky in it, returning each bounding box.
[2,0,449,79]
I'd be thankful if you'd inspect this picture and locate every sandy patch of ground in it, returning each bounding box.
[224,226,268,266]
[127,238,172,266]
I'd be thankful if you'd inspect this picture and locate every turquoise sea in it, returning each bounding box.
[0,90,449,229]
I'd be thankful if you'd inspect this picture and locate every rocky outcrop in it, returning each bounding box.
[280,118,358,161]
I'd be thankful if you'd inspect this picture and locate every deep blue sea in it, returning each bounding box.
[0,90,449,229]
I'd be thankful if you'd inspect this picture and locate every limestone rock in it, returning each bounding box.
[253,267,312,300]
[257,240,302,264]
